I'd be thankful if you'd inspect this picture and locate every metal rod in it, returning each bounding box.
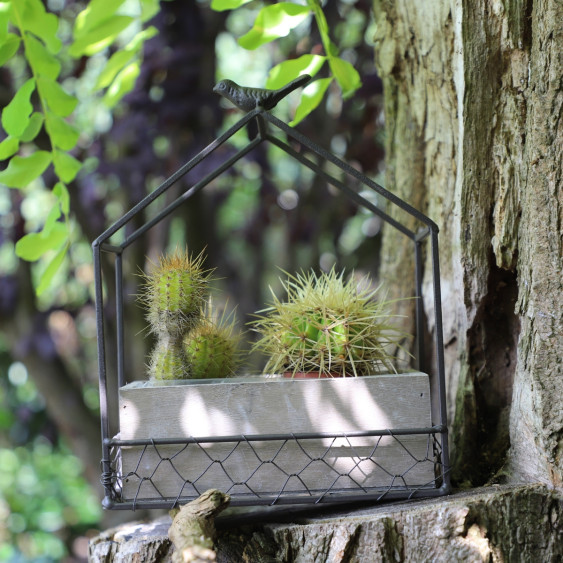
[102,485,447,511]
[93,242,109,442]
[430,230,451,491]
[115,253,125,388]
[122,137,262,249]
[414,240,425,371]
[265,134,415,239]
[93,109,262,247]
[108,425,447,447]
[256,113,268,139]
[93,242,116,502]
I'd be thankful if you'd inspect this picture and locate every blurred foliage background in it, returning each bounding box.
[0,0,385,560]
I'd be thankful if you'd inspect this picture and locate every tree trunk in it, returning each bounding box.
[372,0,562,487]
[89,484,563,562]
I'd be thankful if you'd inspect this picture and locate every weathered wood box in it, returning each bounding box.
[117,372,436,501]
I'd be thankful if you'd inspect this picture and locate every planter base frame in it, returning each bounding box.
[94,107,451,510]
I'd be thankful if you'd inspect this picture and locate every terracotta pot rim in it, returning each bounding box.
[283,371,345,379]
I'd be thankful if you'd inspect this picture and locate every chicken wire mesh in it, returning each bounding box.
[101,428,447,509]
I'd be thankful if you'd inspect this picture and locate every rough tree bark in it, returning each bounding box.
[89,484,563,562]
[373,0,562,487]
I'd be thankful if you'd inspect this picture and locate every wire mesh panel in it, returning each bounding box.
[94,107,451,510]
[103,429,446,510]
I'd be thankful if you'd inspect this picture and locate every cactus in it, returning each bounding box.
[138,248,214,380]
[139,248,213,337]
[149,333,190,380]
[183,304,242,379]
[251,268,408,377]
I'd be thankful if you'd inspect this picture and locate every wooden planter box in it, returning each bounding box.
[117,372,436,501]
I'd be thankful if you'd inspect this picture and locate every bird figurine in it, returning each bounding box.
[213,74,311,112]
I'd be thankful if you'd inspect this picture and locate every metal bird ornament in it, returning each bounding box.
[213,74,312,112]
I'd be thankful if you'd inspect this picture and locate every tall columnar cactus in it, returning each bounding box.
[183,304,242,379]
[140,249,213,337]
[149,333,190,380]
[251,268,409,377]
[139,248,213,380]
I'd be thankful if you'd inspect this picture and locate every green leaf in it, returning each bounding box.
[25,33,61,80]
[53,181,70,215]
[0,2,10,44]
[74,0,127,37]
[69,15,135,57]
[53,151,82,184]
[94,25,158,91]
[103,61,140,107]
[329,57,361,98]
[290,77,332,126]
[36,242,69,296]
[0,136,19,160]
[15,0,61,53]
[2,78,35,138]
[37,77,77,117]
[211,0,252,11]
[326,40,339,58]
[266,55,326,89]
[0,34,21,66]
[95,50,135,90]
[126,25,158,50]
[19,112,44,143]
[43,202,63,234]
[15,222,67,261]
[45,112,79,151]
[307,0,329,36]
[0,151,51,188]
[238,3,311,50]
[140,0,160,22]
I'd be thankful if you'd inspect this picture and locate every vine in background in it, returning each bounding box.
[0,0,161,294]
[1,0,358,295]
[211,0,362,125]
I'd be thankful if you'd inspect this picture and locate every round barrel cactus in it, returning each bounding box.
[251,268,408,377]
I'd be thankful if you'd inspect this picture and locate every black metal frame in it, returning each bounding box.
[93,108,451,510]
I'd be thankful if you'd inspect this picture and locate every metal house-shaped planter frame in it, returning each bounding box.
[94,107,451,510]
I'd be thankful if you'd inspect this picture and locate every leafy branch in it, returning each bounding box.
[211,0,361,125]
[0,0,160,294]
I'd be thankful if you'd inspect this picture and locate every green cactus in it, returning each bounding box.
[251,268,409,377]
[149,333,190,380]
[138,248,215,380]
[139,248,213,337]
[183,304,242,379]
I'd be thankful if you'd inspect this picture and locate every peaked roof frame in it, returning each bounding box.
[93,107,450,509]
